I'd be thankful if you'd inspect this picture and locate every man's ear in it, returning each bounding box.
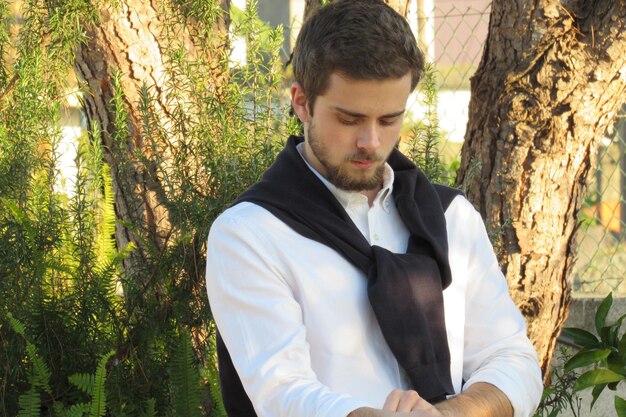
[290,82,310,123]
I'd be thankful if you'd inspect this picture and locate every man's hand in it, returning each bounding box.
[348,383,513,417]
[383,389,443,415]
[348,390,443,417]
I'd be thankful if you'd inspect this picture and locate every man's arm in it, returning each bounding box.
[206,206,370,417]
[444,197,542,417]
[435,383,512,417]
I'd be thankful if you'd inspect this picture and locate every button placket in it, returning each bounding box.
[368,205,381,244]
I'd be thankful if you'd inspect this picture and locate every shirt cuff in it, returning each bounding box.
[462,365,542,417]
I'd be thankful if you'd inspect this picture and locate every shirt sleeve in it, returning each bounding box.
[451,197,543,417]
[205,204,369,417]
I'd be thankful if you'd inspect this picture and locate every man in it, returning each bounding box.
[205,1,542,416]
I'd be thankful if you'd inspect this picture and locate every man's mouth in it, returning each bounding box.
[350,159,376,169]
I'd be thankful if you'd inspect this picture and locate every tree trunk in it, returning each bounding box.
[457,0,626,378]
[74,0,230,277]
[385,0,411,17]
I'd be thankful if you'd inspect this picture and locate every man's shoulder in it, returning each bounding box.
[430,183,464,212]
[214,201,282,226]
[211,202,296,239]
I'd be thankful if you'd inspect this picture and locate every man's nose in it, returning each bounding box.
[356,123,381,151]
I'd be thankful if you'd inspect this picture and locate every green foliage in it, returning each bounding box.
[0,0,294,415]
[67,351,114,417]
[562,292,626,416]
[8,312,115,417]
[18,389,42,417]
[533,347,582,417]
[171,330,202,417]
[203,322,227,417]
[404,62,457,186]
[8,313,51,417]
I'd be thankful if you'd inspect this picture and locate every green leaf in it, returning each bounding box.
[575,369,624,392]
[171,330,201,417]
[616,396,626,417]
[7,312,25,336]
[69,373,95,395]
[607,353,626,377]
[562,327,600,348]
[90,350,114,417]
[540,386,554,401]
[140,398,156,417]
[66,403,90,417]
[591,383,606,410]
[619,334,626,362]
[17,388,40,417]
[596,293,613,336]
[565,348,611,373]
[610,314,626,345]
[25,342,51,393]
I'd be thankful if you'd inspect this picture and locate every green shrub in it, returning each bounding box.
[0,0,291,415]
[562,293,626,417]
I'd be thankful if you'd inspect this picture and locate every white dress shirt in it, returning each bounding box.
[205,154,542,417]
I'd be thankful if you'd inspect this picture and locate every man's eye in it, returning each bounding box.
[338,117,358,125]
[380,119,397,126]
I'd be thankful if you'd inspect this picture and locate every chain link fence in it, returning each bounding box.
[571,108,626,295]
[418,1,626,296]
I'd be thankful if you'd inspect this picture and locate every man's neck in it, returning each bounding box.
[362,186,381,207]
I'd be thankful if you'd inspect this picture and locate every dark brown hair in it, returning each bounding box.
[292,0,425,110]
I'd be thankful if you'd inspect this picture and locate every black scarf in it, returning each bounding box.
[216,136,461,416]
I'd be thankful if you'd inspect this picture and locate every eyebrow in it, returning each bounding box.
[334,106,406,119]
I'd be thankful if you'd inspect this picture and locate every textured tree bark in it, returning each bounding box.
[385,0,412,17]
[457,0,626,378]
[74,0,230,276]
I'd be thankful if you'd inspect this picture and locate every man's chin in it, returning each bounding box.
[335,178,382,193]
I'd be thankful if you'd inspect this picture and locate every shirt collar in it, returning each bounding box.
[296,142,395,212]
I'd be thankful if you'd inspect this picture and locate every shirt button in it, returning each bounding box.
[373,234,380,241]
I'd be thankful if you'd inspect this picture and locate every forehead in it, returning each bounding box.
[315,72,412,116]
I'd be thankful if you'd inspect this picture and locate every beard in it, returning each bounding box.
[306,122,387,192]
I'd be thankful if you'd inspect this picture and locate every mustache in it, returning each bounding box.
[346,151,384,162]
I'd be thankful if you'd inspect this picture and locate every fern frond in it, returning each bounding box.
[7,312,26,335]
[206,325,227,417]
[7,313,52,396]
[95,163,116,267]
[89,350,114,417]
[171,330,202,417]
[17,388,41,417]
[140,398,156,417]
[66,403,90,417]
[25,342,52,394]
[69,372,95,395]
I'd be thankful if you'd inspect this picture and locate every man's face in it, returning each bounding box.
[291,72,412,194]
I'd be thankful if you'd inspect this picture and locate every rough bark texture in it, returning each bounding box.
[74,0,229,276]
[384,0,411,17]
[457,0,626,378]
